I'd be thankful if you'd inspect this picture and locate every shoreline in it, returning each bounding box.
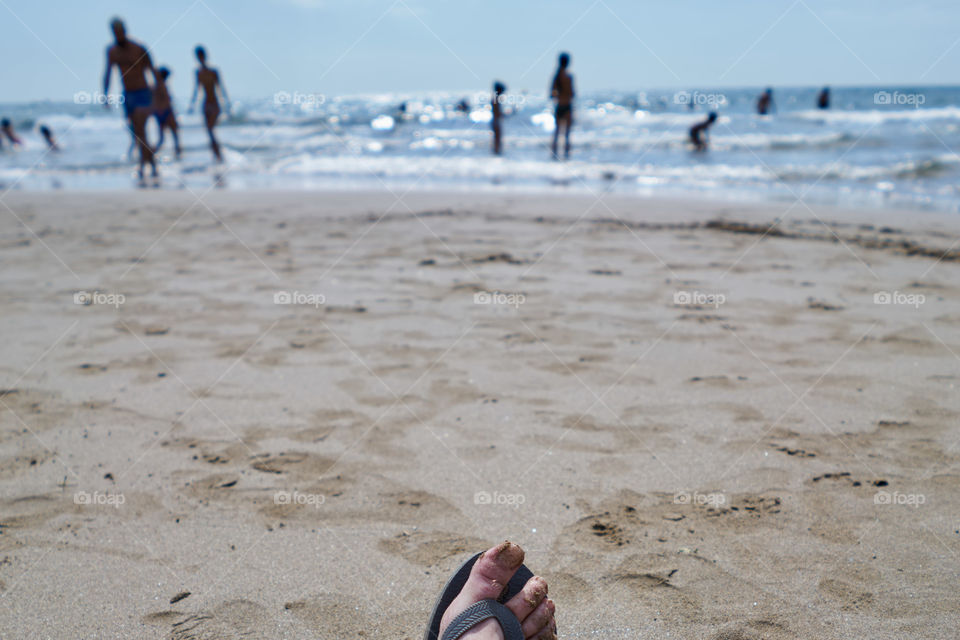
[7,184,960,220]
[4,179,960,217]
[7,189,960,265]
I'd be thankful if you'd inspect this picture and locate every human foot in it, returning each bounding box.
[438,541,557,640]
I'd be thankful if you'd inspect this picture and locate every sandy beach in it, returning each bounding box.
[1,189,958,639]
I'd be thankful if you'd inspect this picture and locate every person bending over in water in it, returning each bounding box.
[689,111,717,151]
[757,87,775,116]
[39,125,59,151]
[103,17,157,179]
[1,118,23,147]
[189,46,230,162]
[492,81,506,156]
[550,52,575,160]
[152,67,182,158]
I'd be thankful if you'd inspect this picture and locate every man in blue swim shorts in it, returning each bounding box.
[103,17,157,180]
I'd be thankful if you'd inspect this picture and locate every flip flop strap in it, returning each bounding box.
[441,599,524,640]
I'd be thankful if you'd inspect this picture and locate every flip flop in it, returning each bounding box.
[424,551,534,640]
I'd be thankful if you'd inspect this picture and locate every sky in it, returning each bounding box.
[1,0,958,103]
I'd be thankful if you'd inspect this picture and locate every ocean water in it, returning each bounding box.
[2,85,959,212]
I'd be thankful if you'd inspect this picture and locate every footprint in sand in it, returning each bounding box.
[283,593,381,637]
[560,491,784,554]
[818,577,876,611]
[249,451,334,476]
[378,530,489,567]
[143,599,275,639]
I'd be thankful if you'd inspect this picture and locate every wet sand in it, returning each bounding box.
[0,189,958,638]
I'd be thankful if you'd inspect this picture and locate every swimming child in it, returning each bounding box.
[39,125,59,151]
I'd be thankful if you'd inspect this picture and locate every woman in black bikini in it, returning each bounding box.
[189,45,230,162]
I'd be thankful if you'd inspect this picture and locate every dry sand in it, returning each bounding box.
[0,189,958,639]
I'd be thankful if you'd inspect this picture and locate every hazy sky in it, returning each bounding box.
[1,0,958,103]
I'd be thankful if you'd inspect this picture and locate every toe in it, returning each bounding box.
[530,619,557,640]
[520,597,554,638]
[439,541,525,636]
[458,541,525,602]
[530,616,557,640]
[504,575,548,623]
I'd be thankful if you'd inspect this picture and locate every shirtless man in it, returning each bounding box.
[550,52,575,160]
[103,17,157,179]
[189,46,230,162]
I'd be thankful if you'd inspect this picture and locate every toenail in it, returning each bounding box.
[492,541,524,568]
